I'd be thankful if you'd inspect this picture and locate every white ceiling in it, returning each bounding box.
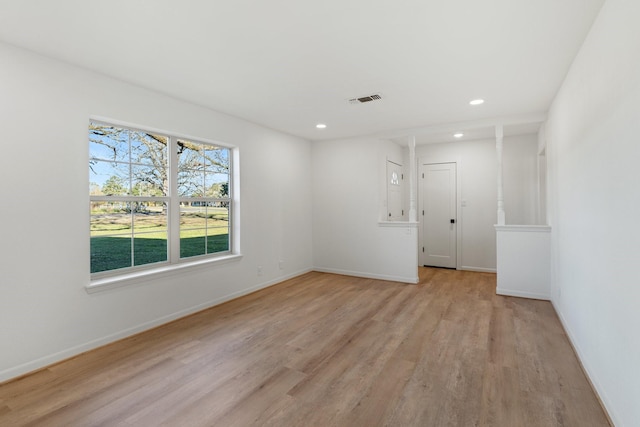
[0,0,604,142]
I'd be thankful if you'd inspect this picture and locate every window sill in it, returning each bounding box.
[86,253,243,294]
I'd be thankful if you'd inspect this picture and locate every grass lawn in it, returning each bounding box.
[91,232,229,273]
[90,209,229,273]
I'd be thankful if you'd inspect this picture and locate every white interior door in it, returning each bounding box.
[387,160,403,220]
[421,163,456,268]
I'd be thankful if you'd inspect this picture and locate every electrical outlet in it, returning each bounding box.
[257,265,263,276]
[279,260,284,270]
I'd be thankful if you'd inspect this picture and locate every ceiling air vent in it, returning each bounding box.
[349,93,383,104]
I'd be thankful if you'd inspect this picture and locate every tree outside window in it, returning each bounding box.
[89,121,232,274]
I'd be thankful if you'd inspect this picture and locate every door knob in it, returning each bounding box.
[450,219,455,224]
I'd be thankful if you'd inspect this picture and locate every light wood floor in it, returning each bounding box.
[0,268,610,426]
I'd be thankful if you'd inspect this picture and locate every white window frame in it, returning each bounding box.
[87,118,241,292]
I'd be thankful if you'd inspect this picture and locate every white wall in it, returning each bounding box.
[312,137,418,283]
[413,135,538,272]
[0,42,313,381]
[537,124,548,225]
[415,139,494,271]
[495,226,551,300]
[503,134,539,225]
[545,0,640,424]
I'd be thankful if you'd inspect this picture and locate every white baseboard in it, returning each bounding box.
[551,301,618,427]
[313,267,419,284]
[459,266,497,273]
[0,268,313,384]
[496,288,550,301]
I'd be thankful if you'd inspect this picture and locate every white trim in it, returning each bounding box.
[385,158,404,221]
[90,196,170,202]
[87,254,243,293]
[494,224,551,232]
[460,266,497,273]
[2,268,312,383]
[313,267,419,284]
[496,125,505,225]
[169,133,180,262]
[376,112,547,140]
[456,159,462,270]
[231,147,241,254]
[552,301,618,426]
[496,288,550,300]
[407,136,418,222]
[377,221,419,228]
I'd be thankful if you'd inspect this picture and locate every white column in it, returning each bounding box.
[496,124,506,225]
[408,136,417,222]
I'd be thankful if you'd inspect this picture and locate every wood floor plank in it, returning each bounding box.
[393,294,452,364]
[0,402,10,418]
[477,363,523,426]
[21,357,187,427]
[279,319,406,426]
[371,284,420,323]
[285,284,397,374]
[0,269,611,426]
[488,306,518,368]
[342,356,416,427]
[203,367,306,427]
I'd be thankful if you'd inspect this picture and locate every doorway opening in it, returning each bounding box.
[420,162,457,268]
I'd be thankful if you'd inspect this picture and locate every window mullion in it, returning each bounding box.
[128,131,135,268]
[169,136,180,262]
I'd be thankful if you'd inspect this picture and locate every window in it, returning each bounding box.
[89,121,233,275]
[177,140,231,258]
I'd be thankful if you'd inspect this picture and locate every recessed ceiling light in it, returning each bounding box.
[469,99,484,106]
[454,133,464,138]
[316,123,327,129]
